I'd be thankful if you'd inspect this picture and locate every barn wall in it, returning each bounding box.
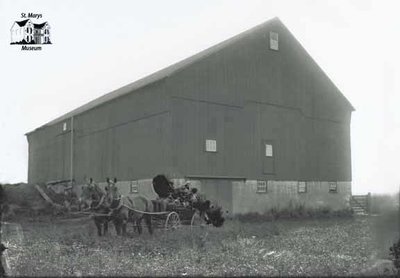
[72,80,172,184]
[169,98,245,178]
[168,99,351,182]
[167,19,352,182]
[28,80,172,184]
[27,120,72,184]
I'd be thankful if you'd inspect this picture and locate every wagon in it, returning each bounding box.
[123,202,208,232]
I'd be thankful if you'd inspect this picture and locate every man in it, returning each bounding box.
[80,178,104,210]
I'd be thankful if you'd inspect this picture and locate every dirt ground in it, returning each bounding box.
[1,214,398,276]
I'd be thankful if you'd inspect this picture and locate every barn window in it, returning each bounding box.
[265,144,273,157]
[269,31,279,51]
[329,182,338,193]
[298,181,307,193]
[130,181,138,193]
[257,181,267,193]
[62,122,67,131]
[205,139,217,152]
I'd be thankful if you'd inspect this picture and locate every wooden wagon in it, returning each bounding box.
[119,202,207,232]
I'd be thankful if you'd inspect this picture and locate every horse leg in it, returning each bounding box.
[113,219,122,236]
[94,218,102,236]
[103,219,109,236]
[145,215,153,235]
[131,216,137,234]
[136,218,143,235]
[132,218,137,233]
[122,209,129,236]
[122,219,127,236]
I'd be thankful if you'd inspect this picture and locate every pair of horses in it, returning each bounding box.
[80,178,153,237]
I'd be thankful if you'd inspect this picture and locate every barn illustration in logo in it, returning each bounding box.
[10,19,51,45]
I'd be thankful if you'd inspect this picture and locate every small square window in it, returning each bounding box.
[257,180,267,193]
[63,122,67,131]
[269,31,279,51]
[265,144,273,157]
[205,139,217,152]
[130,181,138,193]
[298,181,307,193]
[329,182,337,193]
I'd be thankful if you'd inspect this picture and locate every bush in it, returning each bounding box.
[390,239,400,274]
[235,206,353,222]
[370,193,399,215]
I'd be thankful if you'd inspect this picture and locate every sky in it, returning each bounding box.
[0,0,399,194]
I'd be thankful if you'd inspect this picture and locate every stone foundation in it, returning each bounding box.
[74,178,351,215]
[231,180,351,215]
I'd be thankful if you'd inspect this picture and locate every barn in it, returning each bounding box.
[26,18,354,215]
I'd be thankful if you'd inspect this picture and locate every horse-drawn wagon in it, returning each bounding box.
[58,175,224,237]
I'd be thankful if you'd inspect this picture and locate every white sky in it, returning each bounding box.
[0,0,399,194]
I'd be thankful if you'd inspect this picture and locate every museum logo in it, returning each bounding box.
[10,13,51,51]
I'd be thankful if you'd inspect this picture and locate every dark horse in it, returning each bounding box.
[79,177,116,236]
[192,198,225,228]
[83,181,112,236]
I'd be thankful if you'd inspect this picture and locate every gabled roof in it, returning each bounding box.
[33,17,279,131]
[28,17,354,134]
[15,19,30,27]
[33,22,48,29]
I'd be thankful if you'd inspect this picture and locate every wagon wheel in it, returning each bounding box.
[165,212,180,230]
[190,211,209,247]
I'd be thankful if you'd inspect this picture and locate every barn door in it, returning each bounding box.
[262,140,275,174]
[200,179,233,214]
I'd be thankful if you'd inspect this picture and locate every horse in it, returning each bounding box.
[108,195,154,236]
[126,195,153,235]
[104,178,153,236]
[192,196,225,228]
[77,177,114,236]
[83,180,112,237]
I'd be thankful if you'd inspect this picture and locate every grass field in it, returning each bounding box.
[2,213,399,277]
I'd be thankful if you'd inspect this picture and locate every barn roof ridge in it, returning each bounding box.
[27,16,354,135]
[27,17,279,134]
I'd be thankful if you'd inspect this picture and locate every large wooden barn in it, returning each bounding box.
[26,18,354,214]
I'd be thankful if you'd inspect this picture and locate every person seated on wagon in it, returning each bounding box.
[190,188,199,204]
[171,182,192,206]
